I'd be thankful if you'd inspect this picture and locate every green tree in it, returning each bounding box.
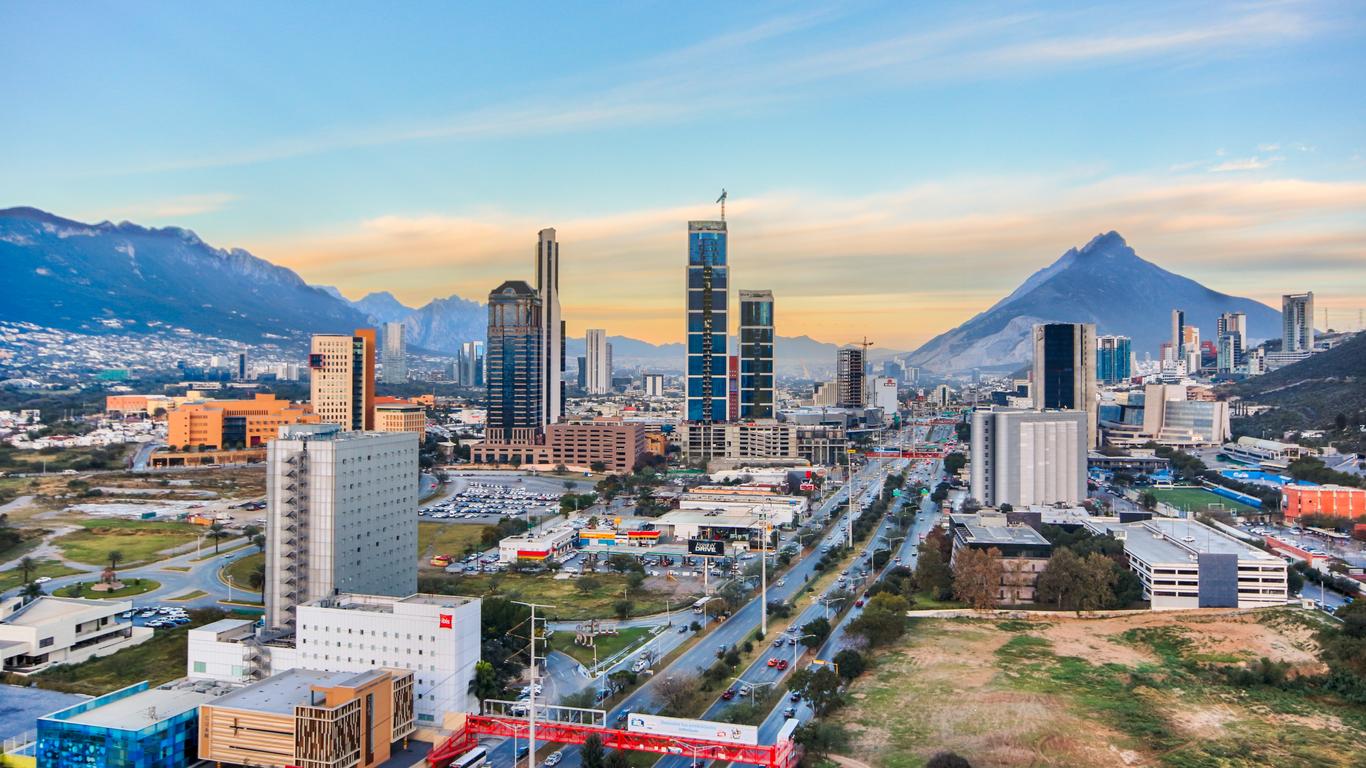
[800,617,832,648]
[626,570,646,593]
[794,721,849,761]
[575,575,601,595]
[831,649,867,682]
[206,522,229,553]
[18,556,37,584]
[20,581,44,601]
[613,600,632,619]
[605,749,631,768]
[469,660,501,705]
[914,543,953,601]
[847,593,910,647]
[581,734,606,768]
[107,549,123,575]
[788,665,842,715]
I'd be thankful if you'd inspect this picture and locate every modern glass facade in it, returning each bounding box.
[1096,335,1131,384]
[686,221,728,423]
[36,683,202,768]
[738,289,774,419]
[486,281,543,441]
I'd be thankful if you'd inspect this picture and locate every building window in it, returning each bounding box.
[193,661,207,673]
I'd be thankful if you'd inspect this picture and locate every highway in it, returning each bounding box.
[478,428,918,768]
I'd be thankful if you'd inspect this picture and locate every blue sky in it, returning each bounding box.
[3,1,1364,347]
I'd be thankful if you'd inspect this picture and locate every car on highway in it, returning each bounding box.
[544,750,563,766]
[721,688,736,700]
[767,658,778,667]
[33,576,52,584]
[790,692,802,702]
[783,706,797,718]
[776,659,789,671]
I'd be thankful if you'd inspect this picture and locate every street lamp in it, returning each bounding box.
[730,676,777,707]
[818,595,845,621]
[699,595,725,628]
[791,633,816,666]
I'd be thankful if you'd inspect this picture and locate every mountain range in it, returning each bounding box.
[907,231,1282,373]
[1,209,1281,377]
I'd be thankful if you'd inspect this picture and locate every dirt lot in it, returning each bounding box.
[833,609,1362,768]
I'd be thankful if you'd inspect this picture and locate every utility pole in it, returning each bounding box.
[515,600,553,768]
[760,511,769,637]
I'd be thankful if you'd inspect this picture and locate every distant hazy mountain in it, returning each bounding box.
[352,291,414,325]
[0,207,367,341]
[908,231,1282,374]
[401,294,486,354]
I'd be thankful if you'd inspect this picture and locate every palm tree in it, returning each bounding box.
[18,556,38,585]
[252,533,266,557]
[107,550,123,574]
[207,522,228,554]
[20,581,44,601]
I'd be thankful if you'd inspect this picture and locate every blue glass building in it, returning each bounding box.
[686,221,728,422]
[738,289,774,419]
[485,280,544,443]
[1097,334,1132,384]
[36,682,209,768]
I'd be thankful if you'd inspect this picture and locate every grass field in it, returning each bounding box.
[54,577,160,599]
[169,589,207,601]
[417,521,489,564]
[833,610,1363,768]
[1150,486,1259,515]
[550,625,652,667]
[18,609,244,696]
[222,552,263,591]
[420,572,696,621]
[0,559,83,591]
[54,518,200,566]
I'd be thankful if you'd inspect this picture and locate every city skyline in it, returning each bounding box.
[3,3,1364,348]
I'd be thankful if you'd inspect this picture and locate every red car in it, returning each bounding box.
[721,688,736,700]
[854,599,865,608]
[776,659,789,671]
[766,658,778,667]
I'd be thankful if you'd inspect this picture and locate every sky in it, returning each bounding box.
[3,0,1365,349]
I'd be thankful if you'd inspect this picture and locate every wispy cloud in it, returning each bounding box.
[1209,156,1278,172]
[100,193,238,219]
[251,170,1366,347]
[111,3,1325,176]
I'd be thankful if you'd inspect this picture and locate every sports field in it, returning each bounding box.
[1149,486,1258,515]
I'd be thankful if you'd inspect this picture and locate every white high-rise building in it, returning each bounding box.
[969,408,1087,507]
[585,328,612,394]
[294,594,482,724]
[537,228,563,425]
[1282,292,1315,353]
[871,377,899,422]
[381,321,407,383]
[643,374,665,397]
[264,424,419,631]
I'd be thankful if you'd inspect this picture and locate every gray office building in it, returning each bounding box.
[969,408,1088,508]
[738,290,775,419]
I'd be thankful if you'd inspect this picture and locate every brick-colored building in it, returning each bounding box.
[473,421,647,473]
[1283,485,1366,522]
[167,394,317,450]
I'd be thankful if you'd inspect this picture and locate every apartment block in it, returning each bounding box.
[970,408,1087,507]
[309,330,376,431]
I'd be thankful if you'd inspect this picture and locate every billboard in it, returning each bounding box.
[688,538,726,557]
[626,713,758,746]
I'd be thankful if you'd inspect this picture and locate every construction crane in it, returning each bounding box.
[716,188,727,220]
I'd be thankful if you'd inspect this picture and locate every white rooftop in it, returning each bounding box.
[62,687,214,729]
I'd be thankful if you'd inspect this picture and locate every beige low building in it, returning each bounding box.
[198,667,414,768]
[0,596,153,675]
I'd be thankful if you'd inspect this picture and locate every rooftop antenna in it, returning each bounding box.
[716,189,727,221]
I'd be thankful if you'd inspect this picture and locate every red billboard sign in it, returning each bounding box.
[439,614,453,629]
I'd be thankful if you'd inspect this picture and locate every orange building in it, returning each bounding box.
[310,329,376,431]
[645,431,669,456]
[374,402,427,433]
[167,393,318,450]
[1283,485,1366,522]
[199,667,414,768]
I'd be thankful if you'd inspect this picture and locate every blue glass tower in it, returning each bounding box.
[738,289,774,418]
[486,280,543,443]
[687,221,728,422]
[1097,334,1131,384]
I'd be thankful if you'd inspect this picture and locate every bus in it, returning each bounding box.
[692,597,712,614]
[448,746,487,768]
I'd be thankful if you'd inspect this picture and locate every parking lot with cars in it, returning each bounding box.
[119,604,194,628]
[421,481,562,522]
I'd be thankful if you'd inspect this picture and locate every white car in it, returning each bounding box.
[33,576,52,584]
[544,751,563,766]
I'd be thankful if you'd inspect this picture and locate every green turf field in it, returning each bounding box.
[1149,486,1258,515]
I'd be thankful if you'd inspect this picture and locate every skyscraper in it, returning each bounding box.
[536,228,564,426]
[235,351,248,381]
[485,281,543,443]
[1282,292,1314,353]
[585,328,612,394]
[458,341,484,387]
[309,329,375,431]
[1096,335,1131,385]
[264,423,418,630]
[1031,322,1097,447]
[1216,311,1247,372]
[381,321,407,383]
[837,347,866,408]
[686,220,728,423]
[1170,309,1185,361]
[738,289,775,419]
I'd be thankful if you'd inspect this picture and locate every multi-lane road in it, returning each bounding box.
[477,424,949,768]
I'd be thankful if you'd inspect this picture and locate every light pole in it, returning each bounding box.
[819,595,845,621]
[700,595,725,628]
[730,676,777,707]
[791,633,816,666]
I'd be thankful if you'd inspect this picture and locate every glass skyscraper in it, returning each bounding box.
[686,221,728,422]
[738,289,774,419]
[1096,334,1131,384]
[486,280,543,443]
